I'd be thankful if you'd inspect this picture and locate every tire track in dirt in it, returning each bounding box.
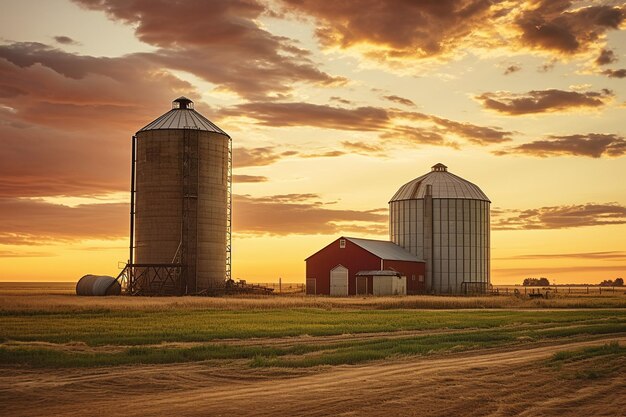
[3,335,625,417]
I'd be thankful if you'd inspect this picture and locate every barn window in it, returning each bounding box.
[419,275,424,282]
[412,275,416,281]
[340,239,346,248]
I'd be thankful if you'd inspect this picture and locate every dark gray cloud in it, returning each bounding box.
[494,133,626,158]
[476,89,613,115]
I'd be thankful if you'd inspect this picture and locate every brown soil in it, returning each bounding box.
[2,336,625,417]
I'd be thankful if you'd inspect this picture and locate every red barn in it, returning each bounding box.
[305,237,425,295]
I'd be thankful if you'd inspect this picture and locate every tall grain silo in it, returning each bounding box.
[389,163,490,294]
[128,97,231,295]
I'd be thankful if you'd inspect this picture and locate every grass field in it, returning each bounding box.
[1,288,625,416]
[1,297,625,368]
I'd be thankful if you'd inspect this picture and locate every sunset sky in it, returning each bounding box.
[1,0,625,284]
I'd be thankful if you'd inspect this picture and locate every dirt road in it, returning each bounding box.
[2,336,625,417]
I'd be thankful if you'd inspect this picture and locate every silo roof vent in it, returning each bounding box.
[172,96,194,109]
[431,163,447,172]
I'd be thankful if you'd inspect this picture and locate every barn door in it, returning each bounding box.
[356,276,368,295]
[330,265,348,296]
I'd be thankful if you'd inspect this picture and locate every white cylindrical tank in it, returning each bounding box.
[76,275,121,296]
[133,97,231,294]
[389,163,490,294]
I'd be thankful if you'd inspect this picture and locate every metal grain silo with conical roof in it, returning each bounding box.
[128,97,231,295]
[389,163,490,294]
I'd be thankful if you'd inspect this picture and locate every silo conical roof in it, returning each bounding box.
[389,163,490,202]
[137,97,229,136]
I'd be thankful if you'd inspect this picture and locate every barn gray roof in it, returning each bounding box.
[345,237,423,262]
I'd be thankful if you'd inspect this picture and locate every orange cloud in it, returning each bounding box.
[280,0,496,59]
[0,41,204,198]
[73,0,344,99]
[0,198,128,245]
[279,1,624,65]
[515,1,624,54]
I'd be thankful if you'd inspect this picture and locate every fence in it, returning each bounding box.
[491,285,626,296]
[254,282,306,294]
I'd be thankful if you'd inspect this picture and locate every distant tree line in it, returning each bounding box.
[523,277,550,286]
[600,278,624,287]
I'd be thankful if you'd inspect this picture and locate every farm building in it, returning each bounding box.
[305,237,425,296]
[129,97,232,295]
[390,163,491,294]
[305,163,490,296]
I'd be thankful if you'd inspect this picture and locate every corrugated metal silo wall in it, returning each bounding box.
[134,129,228,293]
[390,199,490,294]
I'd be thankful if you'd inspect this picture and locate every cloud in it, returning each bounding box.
[221,102,512,147]
[0,198,128,245]
[73,0,343,99]
[504,65,522,75]
[341,141,386,156]
[0,41,200,198]
[493,264,626,279]
[383,95,415,107]
[515,1,624,55]
[233,175,269,183]
[494,133,626,158]
[492,202,626,230]
[232,146,345,168]
[596,48,617,65]
[476,89,613,115]
[279,1,624,68]
[496,251,626,260]
[602,68,626,78]
[0,250,55,258]
[53,36,79,45]
[279,0,498,61]
[0,192,388,245]
[222,102,390,131]
[330,96,353,105]
[232,193,387,236]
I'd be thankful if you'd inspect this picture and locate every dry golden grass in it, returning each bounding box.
[1,291,625,313]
